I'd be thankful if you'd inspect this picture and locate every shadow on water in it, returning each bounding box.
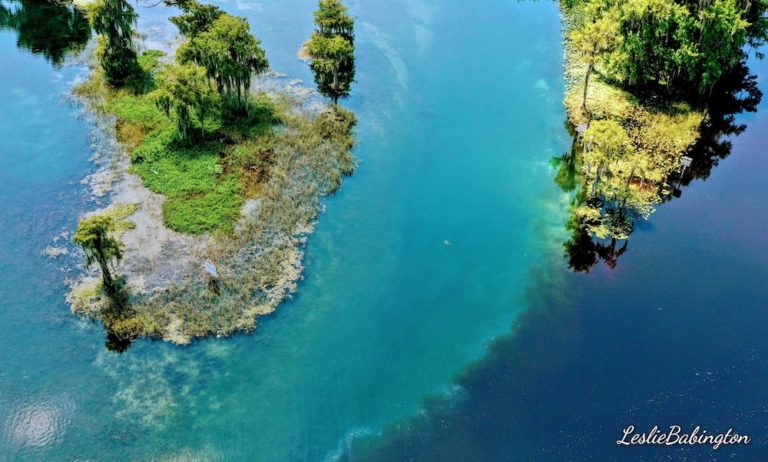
[340,60,768,462]
[556,62,763,274]
[0,0,90,65]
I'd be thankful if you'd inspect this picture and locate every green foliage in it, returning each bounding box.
[74,1,358,342]
[220,92,281,139]
[178,13,269,110]
[567,0,765,97]
[314,0,354,41]
[162,173,244,235]
[170,0,223,37]
[73,213,125,294]
[107,93,168,130]
[87,0,141,87]
[559,0,764,265]
[129,130,246,234]
[0,0,90,66]
[307,0,355,105]
[151,63,215,141]
[569,1,621,109]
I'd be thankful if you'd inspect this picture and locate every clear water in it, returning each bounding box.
[343,58,768,461]
[0,1,574,460]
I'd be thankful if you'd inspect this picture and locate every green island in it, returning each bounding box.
[68,0,357,347]
[555,0,766,271]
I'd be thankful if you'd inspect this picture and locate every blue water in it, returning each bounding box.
[0,1,575,460]
[4,0,766,460]
[344,57,768,460]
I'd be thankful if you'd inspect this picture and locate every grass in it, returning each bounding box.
[76,50,287,235]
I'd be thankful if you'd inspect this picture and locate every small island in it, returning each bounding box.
[67,0,358,346]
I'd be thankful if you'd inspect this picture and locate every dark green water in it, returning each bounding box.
[1,0,766,461]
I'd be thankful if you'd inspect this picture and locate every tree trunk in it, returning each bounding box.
[98,257,116,296]
[582,60,593,112]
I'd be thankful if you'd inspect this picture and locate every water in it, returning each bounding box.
[343,58,768,461]
[3,0,766,460]
[1,0,573,460]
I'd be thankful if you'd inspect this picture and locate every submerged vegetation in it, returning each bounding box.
[69,0,356,346]
[556,0,766,272]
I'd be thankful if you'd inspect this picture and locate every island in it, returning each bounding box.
[67,0,357,347]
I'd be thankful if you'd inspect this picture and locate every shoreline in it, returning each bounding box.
[557,0,705,259]
[66,25,355,345]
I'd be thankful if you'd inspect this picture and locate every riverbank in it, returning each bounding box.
[68,37,355,344]
[559,0,704,242]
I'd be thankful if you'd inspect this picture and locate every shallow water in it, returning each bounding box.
[1,1,573,460]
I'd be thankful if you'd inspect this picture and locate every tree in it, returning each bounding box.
[0,0,90,66]
[307,0,355,106]
[308,34,354,106]
[569,1,621,111]
[603,0,757,96]
[152,63,214,140]
[178,14,268,111]
[88,0,140,86]
[73,214,124,296]
[169,0,223,38]
[314,0,354,41]
[581,119,633,192]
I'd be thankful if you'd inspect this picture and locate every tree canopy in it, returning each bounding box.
[151,63,214,141]
[88,0,140,87]
[569,1,621,109]
[178,13,268,111]
[169,0,223,38]
[570,0,766,97]
[314,0,354,41]
[307,0,355,105]
[73,214,124,295]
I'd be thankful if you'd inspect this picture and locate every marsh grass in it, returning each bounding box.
[122,102,357,342]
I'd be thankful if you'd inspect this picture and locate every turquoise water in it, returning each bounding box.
[341,57,768,461]
[0,1,573,460]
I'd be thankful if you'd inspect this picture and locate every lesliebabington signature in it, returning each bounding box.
[617,425,750,450]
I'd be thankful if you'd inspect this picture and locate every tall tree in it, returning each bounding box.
[307,0,355,107]
[314,0,354,41]
[88,0,140,86]
[581,119,633,193]
[178,14,268,111]
[569,0,621,111]
[169,0,222,38]
[599,0,759,96]
[152,63,214,140]
[73,214,124,296]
